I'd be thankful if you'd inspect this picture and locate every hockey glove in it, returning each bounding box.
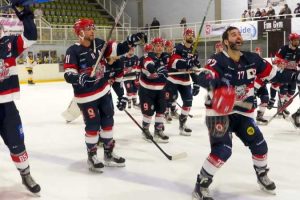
[117,97,128,111]
[127,32,147,46]
[186,57,195,69]
[192,83,200,96]
[78,73,96,88]
[157,66,168,78]
[147,63,156,73]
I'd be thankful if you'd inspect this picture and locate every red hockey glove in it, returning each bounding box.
[212,86,235,114]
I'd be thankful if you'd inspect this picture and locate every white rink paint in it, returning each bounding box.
[0,82,300,200]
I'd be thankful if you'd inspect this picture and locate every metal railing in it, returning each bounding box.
[95,0,131,27]
[1,11,297,65]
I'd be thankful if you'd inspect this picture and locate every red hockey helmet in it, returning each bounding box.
[73,18,95,36]
[288,33,300,41]
[183,28,195,37]
[151,37,164,45]
[215,42,223,49]
[144,43,153,52]
[164,40,174,47]
[255,47,262,52]
[212,86,235,114]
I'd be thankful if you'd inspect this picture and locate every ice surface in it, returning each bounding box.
[0,82,299,200]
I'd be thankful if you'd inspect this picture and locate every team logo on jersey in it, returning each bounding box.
[0,59,10,82]
[235,84,249,101]
[94,61,105,79]
[247,126,255,136]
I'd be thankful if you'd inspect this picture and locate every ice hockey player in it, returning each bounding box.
[64,18,146,171]
[121,47,140,109]
[61,55,127,124]
[139,37,169,143]
[163,40,178,123]
[254,78,269,124]
[214,41,223,54]
[192,26,300,200]
[0,5,41,194]
[254,47,269,125]
[167,28,201,136]
[273,33,300,117]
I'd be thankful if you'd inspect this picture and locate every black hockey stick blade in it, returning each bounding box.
[124,109,187,160]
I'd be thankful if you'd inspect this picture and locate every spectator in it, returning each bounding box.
[150,17,160,37]
[267,6,275,19]
[36,53,43,64]
[180,17,187,28]
[254,8,262,19]
[279,4,292,19]
[261,9,268,20]
[294,3,300,17]
[150,17,160,29]
[241,10,249,21]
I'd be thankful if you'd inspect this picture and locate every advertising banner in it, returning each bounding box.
[258,18,291,33]
[0,17,23,34]
[205,21,258,40]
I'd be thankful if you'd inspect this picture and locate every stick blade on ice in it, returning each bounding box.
[171,152,187,160]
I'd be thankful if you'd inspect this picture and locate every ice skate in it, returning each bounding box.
[154,129,169,143]
[104,140,125,167]
[256,111,268,125]
[87,151,104,172]
[179,115,192,136]
[21,173,41,195]
[142,127,153,142]
[254,166,276,195]
[192,174,214,200]
[291,109,300,128]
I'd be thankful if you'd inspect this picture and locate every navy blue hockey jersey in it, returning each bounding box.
[167,43,194,85]
[203,51,278,117]
[64,39,129,103]
[140,52,167,90]
[0,35,36,103]
[275,44,300,70]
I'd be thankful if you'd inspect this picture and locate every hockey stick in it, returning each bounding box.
[168,68,211,76]
[91,0,127,77]
[175,102,194,118]
[192,0,213,54]
[124,109,187,160]
[267,91,299,125]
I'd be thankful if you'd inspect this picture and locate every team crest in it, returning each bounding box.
[0,59,10,82]
[235,84,249,101]
[247,126,255,135]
